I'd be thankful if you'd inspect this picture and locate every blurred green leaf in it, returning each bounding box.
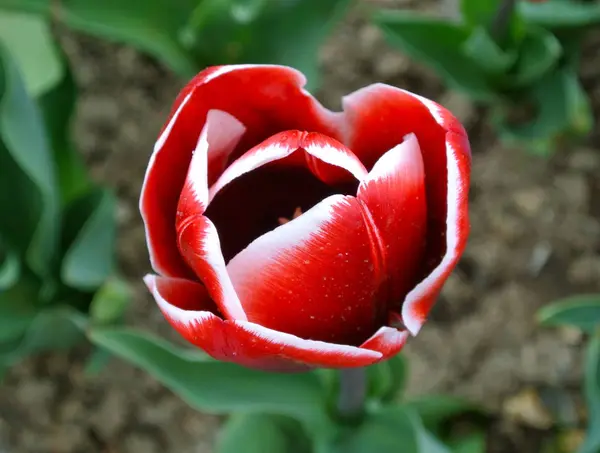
[0,244,20,290]
[496,66,591,154]
[510,27,561,88]
[84,346,112,375]
[0,44,60,276]
[450,432,486,453]
[39,60,89,204]
[578,331,600,453]
[404,394,479,435]
[460,0,502,28]
[538,294,600,333]
[0,275,38,343]
[325,406,450,453]
[89,327,330,426]
[0,305,86,368]
[0,11,63,96]
[462,27,516,75]
[89,276,131,324]
[217,413,310,453]
[374,11,494,101]
[61,188,116,290]
[519,0,600,29]
[0,0,198,77]
[367,354,408,402]
[183,0,351,90]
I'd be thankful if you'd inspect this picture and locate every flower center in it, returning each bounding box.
[205,164,358,263]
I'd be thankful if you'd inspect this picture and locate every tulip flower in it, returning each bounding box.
[140,65,471,371]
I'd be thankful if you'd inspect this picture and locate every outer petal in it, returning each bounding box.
[227,194,387,346]
[141,65,341,278]
[343,84,471,334]
[341,84,470,335]
[142,108,245,278]
[359,326,410,360]
[357,133,427,310]
[146,274,384,370]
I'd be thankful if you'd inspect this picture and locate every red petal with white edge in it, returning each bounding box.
[141,65,341,278]
[142,108,245,278]
[402,126,470,334]
[227,194,387,346]
[359,327,409,360]
[146,274,385,370]
[177,109,246,222]
[357,133,427,310]
[209,131,367,202]
[341,84,470,335]
[177,215,246,320]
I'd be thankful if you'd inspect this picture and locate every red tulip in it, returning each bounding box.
[140,65,471,371]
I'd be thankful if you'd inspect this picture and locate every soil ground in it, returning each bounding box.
[1,1,600,452]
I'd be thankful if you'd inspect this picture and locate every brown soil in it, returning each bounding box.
[1,1,600,452]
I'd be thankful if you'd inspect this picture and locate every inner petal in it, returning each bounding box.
[205,164,358,262]
[204,131,365,262]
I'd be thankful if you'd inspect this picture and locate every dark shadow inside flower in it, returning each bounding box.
[205,159,359,263]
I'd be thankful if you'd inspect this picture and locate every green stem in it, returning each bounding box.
[337,367,367,419]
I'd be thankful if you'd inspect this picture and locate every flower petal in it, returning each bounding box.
[227,194,387,346]
[146,274,383,370]
[142,108,245,278]
[141,64,340,277]
[359,326,409,360]
[342,84,470,335]
[209,131,367,202]
[177,214,246,320]
[357,133,427,310]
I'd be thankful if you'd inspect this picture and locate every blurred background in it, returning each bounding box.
[0,0,599,452]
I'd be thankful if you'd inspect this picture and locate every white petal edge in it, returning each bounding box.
[232,321,382,360]
[140,91,193,273]
[184,109,246,210]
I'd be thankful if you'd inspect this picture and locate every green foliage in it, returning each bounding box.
[538,294,600,333]
[538,295,600,453]
[0,27,125,375]
[0,0,352,90]
[374,0,595,154]
[579,331,600,453]
[88,327,330,429]
[217,413,311,453]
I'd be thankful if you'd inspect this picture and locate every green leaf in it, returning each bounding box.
[0,0,198,77]
[374,11,493,101]
[325,407,450,453]
[0,44,59,276]
[217,413,310,453]
[404,394,479,434]
[0,11,63,96]
[368,354,409,402]
[182,0,351,90]
[462,27,517,75]
[460,0,502,28]
[61,188,116,290]
[496,67,592,154]
[84,347,112,375]
[450,432,486,453]
[88,327,330,426]
[0,244,20,290]
[519,0,600,29]
[89,276,131,324]
[0,305,87,368]
[578,331,600,453]
[39,59,89,204]
[509,26,561,88]
[538,294,600,333]
[0,274,38,343]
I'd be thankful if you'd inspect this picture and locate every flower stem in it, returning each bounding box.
[337,367,367,420]
[491,0,517,43]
